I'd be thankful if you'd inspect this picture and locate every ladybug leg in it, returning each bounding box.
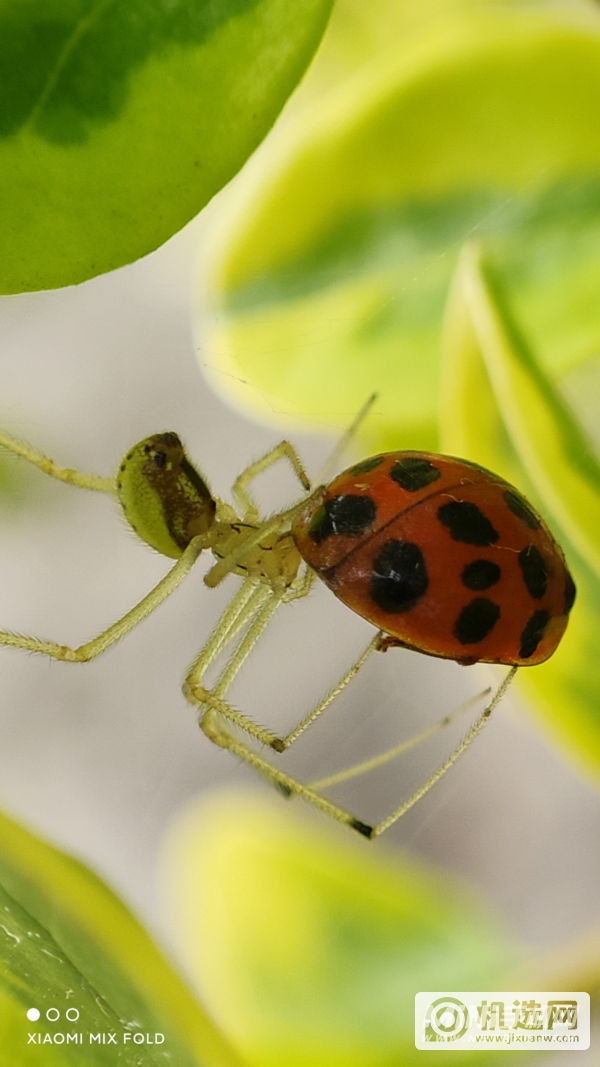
[375,635,413,653]
[232,441,310,521]
[282,566,315,602]
[369,666,518,838]
[306,686,492,791]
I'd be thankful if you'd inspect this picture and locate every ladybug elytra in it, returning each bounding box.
[292,451,575,667]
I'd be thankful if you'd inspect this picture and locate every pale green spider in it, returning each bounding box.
[0,416,502,838]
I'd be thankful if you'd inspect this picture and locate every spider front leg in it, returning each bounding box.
[0,538,205,662]
[0,429,115,495]
[232,440,310,520]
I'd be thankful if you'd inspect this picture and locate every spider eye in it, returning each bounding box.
[153,451,167,468]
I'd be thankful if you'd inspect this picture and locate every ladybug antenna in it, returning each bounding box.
[316,393,379,485]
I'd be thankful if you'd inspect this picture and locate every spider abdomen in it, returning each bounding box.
[117,433,216,559]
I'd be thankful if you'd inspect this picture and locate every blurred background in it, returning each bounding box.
[2,0,600,1062]
[0,191,599,970]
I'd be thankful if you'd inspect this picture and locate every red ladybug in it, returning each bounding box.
[292,452,575,666]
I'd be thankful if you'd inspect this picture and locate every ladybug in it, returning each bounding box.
[292,451,575,667]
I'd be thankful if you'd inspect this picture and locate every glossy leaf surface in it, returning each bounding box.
[197,0,600,448]
[0,0,333,292]
[440,244,600,781]
[0,809,245,1067]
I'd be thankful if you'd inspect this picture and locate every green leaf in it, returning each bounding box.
[440,242,600,782]
[197,0,600,448]
[451,242,600,577]
[164,790,517,1067]
[0,808,246,1067]
[0,0,334,293]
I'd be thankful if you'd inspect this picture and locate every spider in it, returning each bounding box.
[0,404,573,838]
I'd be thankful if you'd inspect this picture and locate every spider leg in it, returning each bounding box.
[200,708,373,837]
[0,429,115,495]
[188,578,268,677]
[255,667,513,838]
[307,685,492,790]
[189,587,380,752]
[0,537,205,662]
[313,393,378,485]
[185,584,289,749]
[274,634,380,751]
[369,666,518,837]
[193,586,515,837]
[233,441,310,520]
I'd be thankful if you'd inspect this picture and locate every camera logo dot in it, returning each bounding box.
[26,1009,40,1022]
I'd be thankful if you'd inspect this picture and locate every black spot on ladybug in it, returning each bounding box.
[461,559,501,591]
[370,539,428,613]
[503,489,541,530]
[519,609,551,659]
[438,501,499,546]
[519,545,548,600]
[349,456,385,476]
[308,494,377,543]
[454,598,501,644]
[564,570,576,615]
[390,456,441,492]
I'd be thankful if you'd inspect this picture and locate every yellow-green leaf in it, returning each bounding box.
[457,242,600,577]
[0,809,246,1067]
[164,790,516,1067]
[197,0,600,449]
[0,0,334,293]
[440,242,600,781]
